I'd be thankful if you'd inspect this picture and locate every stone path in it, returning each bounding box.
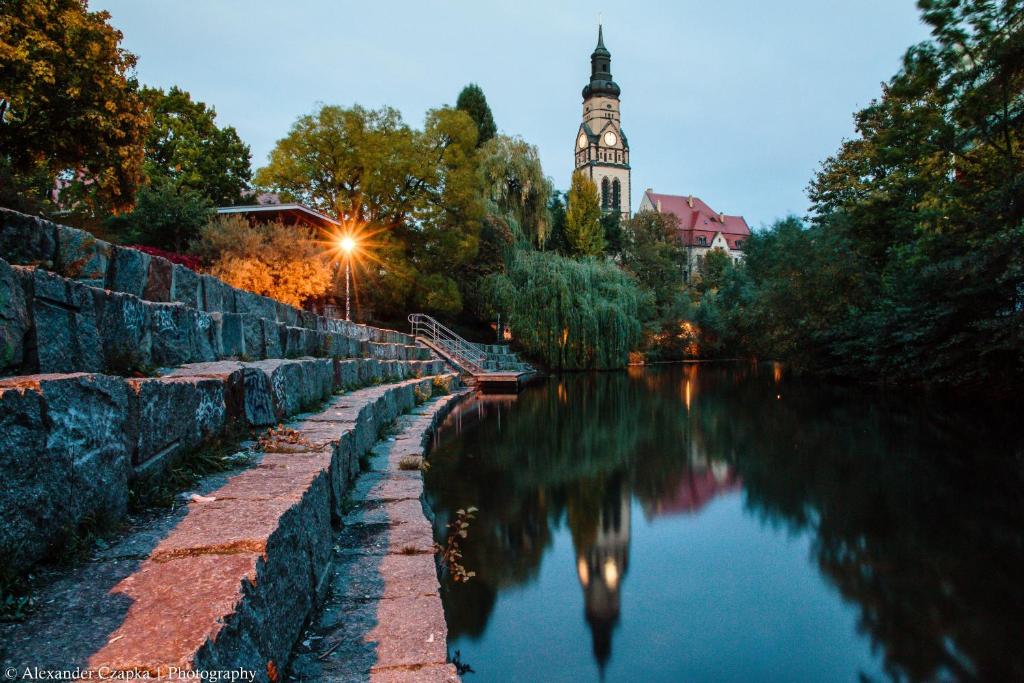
[288,392,468,683]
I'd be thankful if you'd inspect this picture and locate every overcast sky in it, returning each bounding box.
[93,0,929,228]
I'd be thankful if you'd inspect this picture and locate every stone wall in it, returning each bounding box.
[0,357,448,580]
[0,207,418,377]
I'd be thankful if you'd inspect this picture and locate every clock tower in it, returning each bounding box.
[574,25,630,219]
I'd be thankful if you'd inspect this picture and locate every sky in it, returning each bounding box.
[93,0,930,229]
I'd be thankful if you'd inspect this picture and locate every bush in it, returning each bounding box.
[191,215,334,306]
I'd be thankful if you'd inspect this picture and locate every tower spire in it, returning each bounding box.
[597,24,605,50]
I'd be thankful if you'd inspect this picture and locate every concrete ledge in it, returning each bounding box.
[289,389,470,682]
[0,375,462,682]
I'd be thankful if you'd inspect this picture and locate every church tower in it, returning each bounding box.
[574,25,631,219]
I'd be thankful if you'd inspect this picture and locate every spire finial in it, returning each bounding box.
[597,22,605,49]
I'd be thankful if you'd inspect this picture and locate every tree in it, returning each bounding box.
[254,104,484,317]
[105,179,213,252]
[192,215,333,307]
[477,135,552,246]
[620,210,685,318]
[481,250,645,370]
[456,83,497,146]
[546,190,569,254]
[564,171,605,256]
[601,210,623,256]
[697,248,733,292]
[139,86,252,205]
[0,0,149,213]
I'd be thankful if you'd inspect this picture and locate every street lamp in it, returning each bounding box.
[339,236,356,321]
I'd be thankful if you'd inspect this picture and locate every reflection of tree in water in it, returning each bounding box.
[692,372,1024,683]
[424,371,696,643]
[426,365,1024,682]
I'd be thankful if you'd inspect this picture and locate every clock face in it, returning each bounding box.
[603,131,618,146]
[577,133,588,149]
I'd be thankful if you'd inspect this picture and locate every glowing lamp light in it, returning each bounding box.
[603,558,620,589]
[577,557,590,586]
[339,236,356,254]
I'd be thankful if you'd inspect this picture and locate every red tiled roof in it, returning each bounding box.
[645,191,750,250]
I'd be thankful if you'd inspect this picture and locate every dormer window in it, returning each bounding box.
[696,236,708,246]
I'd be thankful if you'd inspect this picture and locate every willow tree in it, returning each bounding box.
[483,250,645,370]
[565,171,605,256]
[477,135,552,246]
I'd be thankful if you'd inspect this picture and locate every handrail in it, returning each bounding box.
[408,313,489,375]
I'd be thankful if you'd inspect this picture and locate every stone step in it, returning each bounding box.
[0,358,449,580]
[288,392,469,682]
[0,207,416,347]
[0,375,464,681]
[0,257,429,377]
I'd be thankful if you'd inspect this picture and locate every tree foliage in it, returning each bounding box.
[105,180,213,253]
[621,210,685,317]
[477,135,552,246]
[0,0,149,213]
[254,104,484,317]
[456,83,497,146]
[690,1,1024,393]
[481,250,645,370]
[192,215,333,307]
[139,86,252,205]
[564,171,605,256]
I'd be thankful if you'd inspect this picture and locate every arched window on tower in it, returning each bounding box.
[601,178,610,210]
[612,179,621,211]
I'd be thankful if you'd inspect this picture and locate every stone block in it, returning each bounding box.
[218,312,245,357]
[165,361,275,427]
[299,309,318,330]
[143,256,174,302]
[24,268,104,373]
[126,376,226,473]
[192,310,219,362]
[200,274,227,312]
[0,207,59,267]
[170,263,201,308]
[149,302,194,367]
[276,302,299,326]
[250,359,305,418]
[0,373,130,576]
[333,359,360,390]
[92,289,153,374]
[306,329,324,357]
[55,225,110,283]
[105,245,151,297]
[241,314,265,359]
[235,290,276,321]
[262,318,284,358]
[0,258,31,373]
[282,326,300,358]
[298,359,334,409]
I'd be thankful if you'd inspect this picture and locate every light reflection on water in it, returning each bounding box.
[424,364,1024,682]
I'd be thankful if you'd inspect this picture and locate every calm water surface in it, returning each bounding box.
[423,364,1023,683]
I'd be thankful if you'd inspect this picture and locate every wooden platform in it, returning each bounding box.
[474,370,536,394]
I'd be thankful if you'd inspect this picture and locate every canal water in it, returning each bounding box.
[423,364,1023,683]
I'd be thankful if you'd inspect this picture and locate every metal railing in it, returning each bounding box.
[408,313,489,375]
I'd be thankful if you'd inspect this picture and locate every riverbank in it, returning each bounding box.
[1,375,470,681]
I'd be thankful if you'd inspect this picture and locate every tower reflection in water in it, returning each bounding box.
[575,476,630,672]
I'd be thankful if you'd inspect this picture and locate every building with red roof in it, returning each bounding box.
[637,190,751,281]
